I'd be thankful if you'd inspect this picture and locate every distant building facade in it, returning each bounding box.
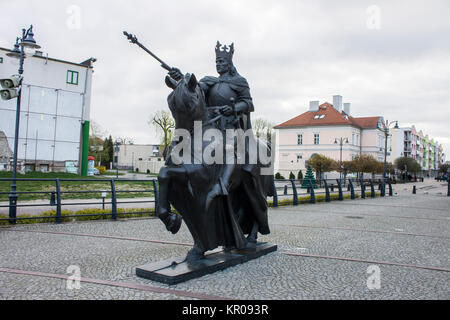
[0,47,95,174]
[0,130,13,170]
[274,95,446,177]
[274,95,385,177]
[116,143,164,174]
[390,125,445,175]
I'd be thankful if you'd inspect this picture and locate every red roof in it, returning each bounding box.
[274,102,380,129]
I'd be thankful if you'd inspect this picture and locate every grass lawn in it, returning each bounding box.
[0,171,156,201]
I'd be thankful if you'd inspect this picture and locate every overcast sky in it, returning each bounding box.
[1,0,449,157]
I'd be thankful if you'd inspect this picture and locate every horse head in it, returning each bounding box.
[166,73,208,131]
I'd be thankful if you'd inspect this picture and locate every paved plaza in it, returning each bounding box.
[0,180,448,300]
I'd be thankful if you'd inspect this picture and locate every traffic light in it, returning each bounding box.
[0,75,22,100]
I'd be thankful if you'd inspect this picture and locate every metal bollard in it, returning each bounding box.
[324,180,331,202]
[272,179,278,207]
[349,179,355,200]
[360,179,366,199]
[448,180,450,197]
[336,179,343,201]
[290,180,298,206]
[413,185,416,194]
[369,179,375,198]
[380,179,385,197]
[55,179,62,224]
[309,180,315,204]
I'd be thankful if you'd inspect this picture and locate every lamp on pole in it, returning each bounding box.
[334,137,349,183]
[2,25,41,224]
[382,120,399,180]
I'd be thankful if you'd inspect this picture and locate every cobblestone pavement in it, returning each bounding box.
[0,180,448,300]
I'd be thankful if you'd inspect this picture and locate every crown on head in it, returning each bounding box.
[215,41,234,62]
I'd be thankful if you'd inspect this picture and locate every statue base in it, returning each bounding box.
[136,242,277,285]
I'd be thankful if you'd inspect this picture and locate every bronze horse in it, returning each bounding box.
[157,73,273,261]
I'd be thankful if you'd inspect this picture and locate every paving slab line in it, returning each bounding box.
[0,267,231,300]
[4,228,449,274]
[273,223,450,240]
[280,252,450,273]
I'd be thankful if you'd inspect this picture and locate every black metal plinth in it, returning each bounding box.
[136,242,277,285]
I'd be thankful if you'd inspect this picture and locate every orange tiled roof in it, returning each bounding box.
[274,102,381,129]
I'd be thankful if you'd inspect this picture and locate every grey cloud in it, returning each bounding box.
[1,0,449,155]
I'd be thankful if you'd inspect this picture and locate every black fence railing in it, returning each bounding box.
[0,178,158,225]
[270,178,394,208]
[3,175,434,224]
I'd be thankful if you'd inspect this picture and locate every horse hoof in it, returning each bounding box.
[167,214,182,235]
[223,246,236,253]
[186,246,205,262]
[245,240,257,250]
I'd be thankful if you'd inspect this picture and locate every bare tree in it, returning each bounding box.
[90,120,107,141]
[252,117,274,144]
[148,110,175,160]
[89,120,108,165]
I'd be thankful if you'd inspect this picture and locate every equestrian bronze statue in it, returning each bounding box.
[124,32,273,263]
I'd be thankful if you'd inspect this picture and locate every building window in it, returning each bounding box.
[356,135,360,146]
[297,134,303,145]
[0,57,3,63]
[352,134,355,145]
[296,154,303,163]
[66,70,79,85]
[314,134,320,145]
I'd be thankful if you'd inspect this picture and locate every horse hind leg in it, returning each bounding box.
[246,222,259,249]
[186,244,206,262]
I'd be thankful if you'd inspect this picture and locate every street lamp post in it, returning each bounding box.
[334,137,349,184]
[404,163,408,184]
[383,120,399,181]
[4,26,40,224]
[114,139,123,179]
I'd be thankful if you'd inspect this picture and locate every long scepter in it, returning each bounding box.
[123,31,172,71]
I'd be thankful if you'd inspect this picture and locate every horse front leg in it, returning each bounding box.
[157,167,187,234]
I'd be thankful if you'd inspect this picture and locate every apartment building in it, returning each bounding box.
[274,95,385,177]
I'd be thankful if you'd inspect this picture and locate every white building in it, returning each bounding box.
[0,47,95,174]
[116,144,164,174]
[274,95,385,177]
